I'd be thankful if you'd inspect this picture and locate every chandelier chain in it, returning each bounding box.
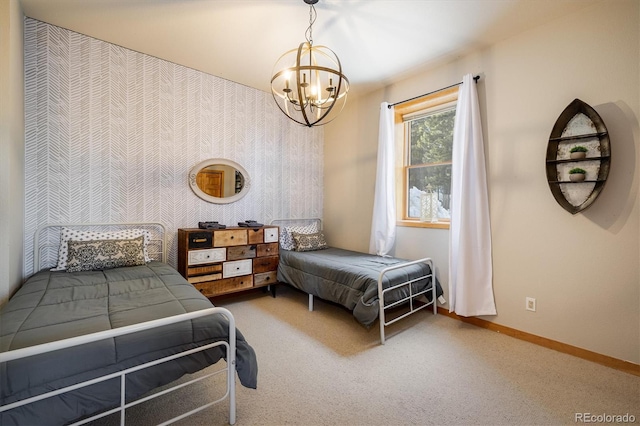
[305,4,317,46]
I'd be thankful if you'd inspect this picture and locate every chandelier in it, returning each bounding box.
[270,0,349,127]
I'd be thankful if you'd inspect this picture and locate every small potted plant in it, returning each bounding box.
[569,167,586,182]
[570,145,588,159]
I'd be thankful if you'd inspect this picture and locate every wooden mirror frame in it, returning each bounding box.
[188,158,251,204]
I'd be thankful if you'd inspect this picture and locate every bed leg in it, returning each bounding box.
[308,294,314,311]
[379,300,386,345]
[433,281,437,315]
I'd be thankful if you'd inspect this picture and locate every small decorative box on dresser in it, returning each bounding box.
[177,226,279,298]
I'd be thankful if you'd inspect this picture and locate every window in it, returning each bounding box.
[394,87,458,228]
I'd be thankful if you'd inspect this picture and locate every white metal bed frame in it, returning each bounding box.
[33,222,169,272]
[272,218,437,344]
[1,222,239,425]
[377,258,436,344]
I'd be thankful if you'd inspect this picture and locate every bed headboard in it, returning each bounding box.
[270,218,322,230]
[34,222,167,271]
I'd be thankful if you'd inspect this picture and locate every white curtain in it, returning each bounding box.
[449,74,497,316]
[369,102,395,256]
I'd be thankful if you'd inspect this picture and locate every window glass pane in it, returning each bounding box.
[408,107,456,166]
[407,164,452,219]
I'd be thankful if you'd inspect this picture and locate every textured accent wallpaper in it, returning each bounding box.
[24,18,323,275]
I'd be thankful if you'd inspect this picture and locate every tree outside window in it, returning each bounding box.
[406,105,455,219]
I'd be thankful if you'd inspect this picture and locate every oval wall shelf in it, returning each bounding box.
[545,98,611,214]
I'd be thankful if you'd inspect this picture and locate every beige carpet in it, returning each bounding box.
[95,285,639,426]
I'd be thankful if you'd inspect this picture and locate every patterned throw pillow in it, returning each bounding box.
[52,228,151,271]
[66,236,146,273]
[291,231,328,252]
[280,223,319,250]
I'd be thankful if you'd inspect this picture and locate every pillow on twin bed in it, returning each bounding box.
[52,228,151,271]
[66,236,147,272]
[291,231,328,252]
[280,223,319,250]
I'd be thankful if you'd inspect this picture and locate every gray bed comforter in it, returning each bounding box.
[0,261,257,425]
[277,247,443,326]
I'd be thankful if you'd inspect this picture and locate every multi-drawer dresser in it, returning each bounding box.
[177,226,279,298]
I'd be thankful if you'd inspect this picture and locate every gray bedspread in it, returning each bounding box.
[277,247,443,326]
[0,261,257,425]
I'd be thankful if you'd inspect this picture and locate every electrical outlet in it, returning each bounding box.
[526,297,536,312]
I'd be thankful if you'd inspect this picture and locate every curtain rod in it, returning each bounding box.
[388,75,480,108]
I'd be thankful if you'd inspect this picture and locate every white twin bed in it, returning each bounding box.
[0,223,256,425]
[272,218,441,344]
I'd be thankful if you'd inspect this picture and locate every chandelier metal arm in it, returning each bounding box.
[296,42,311,125]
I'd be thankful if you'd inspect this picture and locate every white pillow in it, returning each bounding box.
[280,223,319,251]
[51,228,151,271]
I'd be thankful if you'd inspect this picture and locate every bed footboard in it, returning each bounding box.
[378,258,436,344]
[0,307,238,426]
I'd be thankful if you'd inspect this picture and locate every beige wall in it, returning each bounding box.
[325,0,639,363]
[0,0,25,305]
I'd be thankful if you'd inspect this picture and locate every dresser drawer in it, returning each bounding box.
[223,259,252,278]
[254,271,277,287]
[194,275,253,297]
[227,245,256,260]
[253,255,279,274]
[247,228,264,244]
[187,231,212,249]
[188,248,226,265]
[188,264,222,276]
[263,227,279,243]
[257,243,279,257]
[188,273,222,284]
[214,229,247,247]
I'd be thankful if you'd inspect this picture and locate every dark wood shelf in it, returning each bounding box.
[548,180,605,184]
[546,155,610,165]
[545,99,611,214]
[549,132,607,142]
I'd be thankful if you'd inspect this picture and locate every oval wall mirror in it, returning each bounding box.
[188,158,251,204]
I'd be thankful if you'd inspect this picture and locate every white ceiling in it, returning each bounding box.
[19,0,599,97]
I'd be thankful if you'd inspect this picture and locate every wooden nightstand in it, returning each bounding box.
[177,226,279,298]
